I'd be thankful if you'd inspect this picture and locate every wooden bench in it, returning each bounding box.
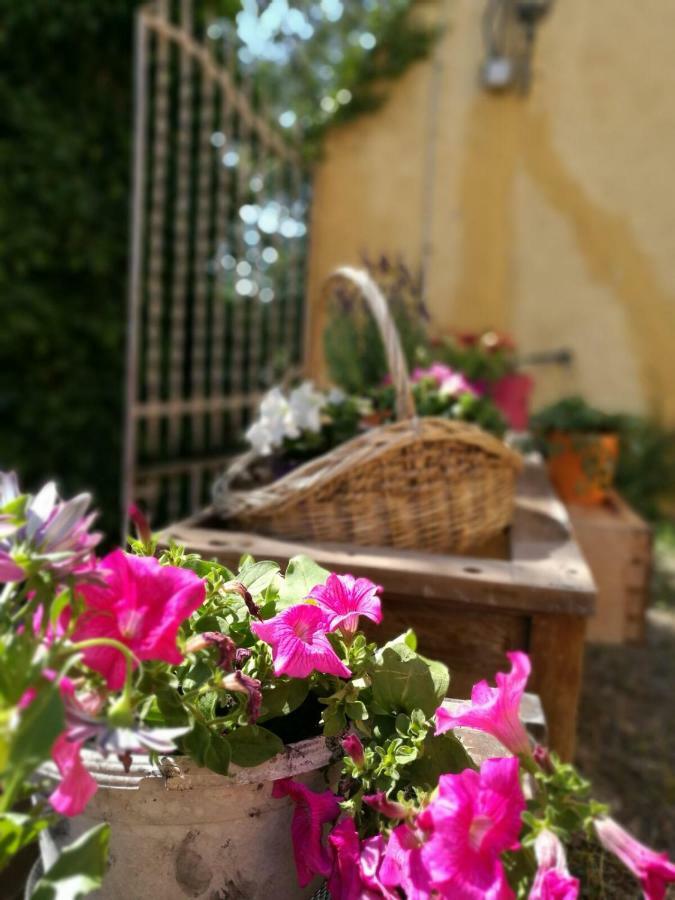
[163,458,594,760]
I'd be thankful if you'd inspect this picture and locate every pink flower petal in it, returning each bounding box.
[595,817,675,900]
[48,734,98,817]
[328,817,363,900]
[252,604,351,679]
[73,550,205,689]
[435,652,532,756]
[308,572,382,634]
[419,757,524,898]
[272,778,340,887]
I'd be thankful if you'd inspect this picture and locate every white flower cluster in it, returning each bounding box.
[245,380,333,456]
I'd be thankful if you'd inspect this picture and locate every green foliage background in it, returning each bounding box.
[0,0,141,534]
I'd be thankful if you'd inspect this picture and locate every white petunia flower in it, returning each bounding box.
[289,381,326,433]
[245,420,276,456]
[327,387,347,405]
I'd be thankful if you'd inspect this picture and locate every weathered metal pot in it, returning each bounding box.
[38,737,332,900]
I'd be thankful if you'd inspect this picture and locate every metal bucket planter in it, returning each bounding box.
[38,737,332,900]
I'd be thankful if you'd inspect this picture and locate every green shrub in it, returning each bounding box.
[0,0,141,535]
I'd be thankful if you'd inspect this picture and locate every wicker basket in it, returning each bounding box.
[213,267,522,554]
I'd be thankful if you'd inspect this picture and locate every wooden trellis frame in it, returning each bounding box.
[123,0,310,534]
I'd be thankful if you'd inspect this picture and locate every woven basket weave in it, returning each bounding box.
[213,267,522,554]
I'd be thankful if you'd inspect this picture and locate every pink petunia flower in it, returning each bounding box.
[308,573,383,635]
[272,777,340,887]
[595,817,675,900]
[48,733,98,817]
[328,817,364,900]
[251,604,351,679]
[435,652,532,757]
[360,833,400,899]
[379,823,432,899]
[412,364,480,398]
[73,550,205,689]
[417,756,525,899]
[529,830,579,900]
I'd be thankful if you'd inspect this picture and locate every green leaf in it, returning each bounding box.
[191,559,234,580]
[227,725,284,767]
[321,705,347,737]
[196,691,218,721]
[345,700,368,721]
[407,732,474,787]
[418,653,450,705]
[238,560,280,595]
[49,590,71,631]
[31,823,110,900]
[202,733,232,776]
[143,689,191,728]
[181,661,212,691]
[180,722,212,766]
[402,629,418,651]
[278,555,330,608]
[0,812,48,870]
[369,636,449,717]
[9,682,64,778]
[258,678,309,722]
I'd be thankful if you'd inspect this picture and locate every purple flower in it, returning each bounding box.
[0,473,101,582]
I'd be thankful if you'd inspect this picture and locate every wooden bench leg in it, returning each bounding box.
[529,613,586,761]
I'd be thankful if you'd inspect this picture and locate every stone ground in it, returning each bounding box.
[576,536,675,862]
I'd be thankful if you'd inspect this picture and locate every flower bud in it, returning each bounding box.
[107,693,134,728]
[341,733,365,768]
[224,580,262,620]
[363,791,408,820]
[185,632,236,671]
[234,648,253,669]
[128,504,153,552]
[533,743,554,774]
[222,671,262,724]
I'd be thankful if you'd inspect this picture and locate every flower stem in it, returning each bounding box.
[64,638,139,698]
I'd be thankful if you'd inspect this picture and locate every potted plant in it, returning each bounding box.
[532,396,620,505]
[3,473,673,899]
[424,330,534,432]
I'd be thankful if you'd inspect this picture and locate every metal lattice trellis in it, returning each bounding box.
[123,0,311,533]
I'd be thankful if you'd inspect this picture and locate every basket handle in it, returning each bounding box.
[321,266,417,421]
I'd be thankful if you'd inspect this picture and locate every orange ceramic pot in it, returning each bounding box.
[546,431,619,506]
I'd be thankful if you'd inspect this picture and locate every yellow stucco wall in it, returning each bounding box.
[306,0,675,422]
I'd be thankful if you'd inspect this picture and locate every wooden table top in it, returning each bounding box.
[164,456,596,618]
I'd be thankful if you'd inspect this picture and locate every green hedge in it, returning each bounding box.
[0,1,141,534]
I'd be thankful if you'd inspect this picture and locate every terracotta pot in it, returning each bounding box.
[38,737,331,900]
[489,373,534,431]
[546,431,619,506]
